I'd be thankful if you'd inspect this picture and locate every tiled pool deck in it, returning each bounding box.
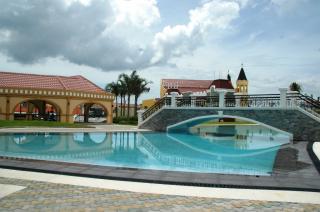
[1,175,320,211]
[0,126,319,210]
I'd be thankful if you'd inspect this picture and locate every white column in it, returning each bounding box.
[191,95,196,107]
[288,91,299,107]
[171,92,179,107]
[279,88,288,108]
[218,90,226,108]
[137,109,145,125]
[235,93,241,107]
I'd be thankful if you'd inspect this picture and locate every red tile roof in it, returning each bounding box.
[162,79,213,89]
[212,79,234,90]
[0,71,105,93]
[162,79,234,94]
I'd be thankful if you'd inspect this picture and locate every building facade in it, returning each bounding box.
[0,71,114,123]
[236,66,248,94]
[160,66,248,97]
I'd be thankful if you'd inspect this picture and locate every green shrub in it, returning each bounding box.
[113,116,137,125]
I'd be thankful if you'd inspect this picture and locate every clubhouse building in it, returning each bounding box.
[0,71,114,123]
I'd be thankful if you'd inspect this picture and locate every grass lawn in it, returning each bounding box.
[0,120,92,128]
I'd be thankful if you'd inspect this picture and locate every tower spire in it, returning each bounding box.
[237,64,247,80]
[236,64,248,94]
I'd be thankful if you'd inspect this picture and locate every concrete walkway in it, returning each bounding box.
[0,169,319,211]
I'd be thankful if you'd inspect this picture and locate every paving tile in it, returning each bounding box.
[4,176,315,211]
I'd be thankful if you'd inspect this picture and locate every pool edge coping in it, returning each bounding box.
[0,156,319,193]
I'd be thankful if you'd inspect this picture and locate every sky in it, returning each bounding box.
[0,0,319,100]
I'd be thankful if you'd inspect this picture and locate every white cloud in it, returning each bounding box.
[0,0,155,71]
[111,0,160,27]
[64,0,93,6]
[151,0,240,65]
[0,0,244,71]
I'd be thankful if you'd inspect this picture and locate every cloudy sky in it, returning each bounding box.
[0,0,319,99]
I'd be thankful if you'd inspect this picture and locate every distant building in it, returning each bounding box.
[160,66,248,97]
[142,98,160,110]
[236,66,248,94]
[114,104,139,117]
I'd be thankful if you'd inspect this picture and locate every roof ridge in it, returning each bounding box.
[57,76,67,90]
[75,75,105,92]
[162,78,213,81]
[237,68,247,80]
[0,71,106,93]
[0,70,75,79]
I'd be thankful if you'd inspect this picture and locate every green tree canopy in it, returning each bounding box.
[289,82,302,93]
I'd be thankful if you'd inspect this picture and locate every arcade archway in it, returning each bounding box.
[13,99,61,121]
[73,103,108,123]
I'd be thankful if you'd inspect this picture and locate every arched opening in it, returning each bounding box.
[73,103,108,123]
[13,133,59,150]
[73,133,107,145]
[167,114,292,140]
[13,100,61,121]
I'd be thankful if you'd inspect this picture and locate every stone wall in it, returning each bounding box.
[139,108,320,141]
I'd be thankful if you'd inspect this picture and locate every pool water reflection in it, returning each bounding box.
[0,127,291,176]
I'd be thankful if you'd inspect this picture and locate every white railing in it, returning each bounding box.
[140,90,320,122]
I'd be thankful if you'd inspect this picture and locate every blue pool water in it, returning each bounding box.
[0,126,291,176]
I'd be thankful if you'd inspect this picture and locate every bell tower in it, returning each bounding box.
[236,64,248,94]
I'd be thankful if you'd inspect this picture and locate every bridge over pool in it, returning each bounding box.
[138,90,320,141]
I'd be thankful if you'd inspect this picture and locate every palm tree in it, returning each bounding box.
[132,77,151,116]
[105,82,120,118]
[108,70,151,118]
[118,78,127,117]
[289,82,302,93]
[119,72,135,118]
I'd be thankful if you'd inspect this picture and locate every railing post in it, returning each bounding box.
[288,91,299,107]
[279,88,288,108]
[191,94,196,107]
[235,93,241,107]
[137,109,145,125]
[171,92,179,107]
[164,95,168,107]
[218,90,226,108]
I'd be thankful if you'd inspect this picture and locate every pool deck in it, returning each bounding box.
[0,125,319,210]
[0,169,320,211]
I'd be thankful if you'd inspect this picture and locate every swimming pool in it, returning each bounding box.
[0,126,290,176]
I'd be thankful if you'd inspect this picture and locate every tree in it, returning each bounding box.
[105,82,120,118]
[119,71,135,118]
[118,78,127,117]
[289,82,302,93]
[106,70,151,119]
[132,77,151,116]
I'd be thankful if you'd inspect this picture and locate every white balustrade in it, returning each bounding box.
[217,90,227,108]
[170,92,179,107]
[279,88,288,108]
[137,109,145,125]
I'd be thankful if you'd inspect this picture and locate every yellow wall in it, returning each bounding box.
[142,99,157,109]
[236,80,249,94]
[160,79,168,98]
[0,88,114,124]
